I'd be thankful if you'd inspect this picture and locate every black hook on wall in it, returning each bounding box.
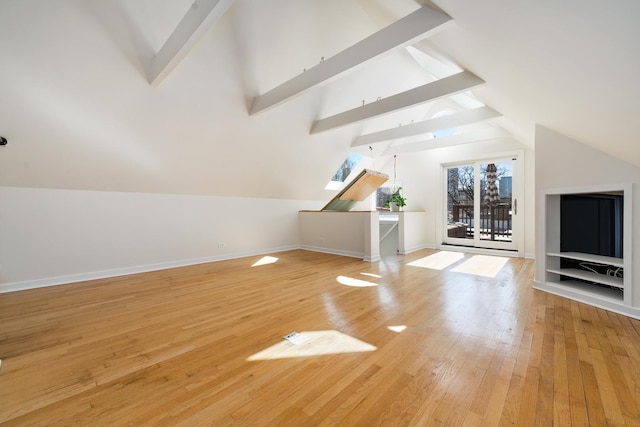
[0,136,7,146]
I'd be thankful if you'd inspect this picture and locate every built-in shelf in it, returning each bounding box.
[546,251,623,268]
[547,250,624,295]
[546,267,623,289]
[538,184,633,314]
[544,251,627,307]
[546,251,624,289]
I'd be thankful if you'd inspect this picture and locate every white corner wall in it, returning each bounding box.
[0,187,323,292]
[534,125,640,309]
[398,211,429,254]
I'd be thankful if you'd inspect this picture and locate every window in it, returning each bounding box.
[376,182,403,210]
[431,111,457,138]
[331,152,363,182]
[325,152,363,190]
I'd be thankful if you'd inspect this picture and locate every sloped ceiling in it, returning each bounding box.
[0,0,638,201]
[424,0,640,164]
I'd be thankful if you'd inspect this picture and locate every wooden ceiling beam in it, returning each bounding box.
[351,105,501,147]
[149,0,235,86]
[250,6,452,115]
[310,70,484,134]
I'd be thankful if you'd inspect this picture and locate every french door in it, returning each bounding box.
[444,157,518,251]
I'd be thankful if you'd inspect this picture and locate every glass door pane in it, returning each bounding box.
[479,161,513,243]
[444,158,517,251]
[446,164,475,241]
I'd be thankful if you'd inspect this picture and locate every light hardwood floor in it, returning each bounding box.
[1,249,640,426]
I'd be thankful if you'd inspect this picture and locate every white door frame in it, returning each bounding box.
[438,150,525,257]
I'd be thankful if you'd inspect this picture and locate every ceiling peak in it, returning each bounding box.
[149,0,235,86]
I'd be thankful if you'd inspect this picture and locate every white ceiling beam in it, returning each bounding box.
[352,105,501,147]
[250,6,452,115]
[310,70,485,134]
[148,0,235,86]
[383,128,509,155]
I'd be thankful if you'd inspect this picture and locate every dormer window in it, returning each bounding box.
[325,152,363,190]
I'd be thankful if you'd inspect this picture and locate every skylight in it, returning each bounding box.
[431,111,457,138]
[325,152,364,190]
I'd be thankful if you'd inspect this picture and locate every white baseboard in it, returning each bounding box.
[399,243,434,255]
[438,244,520,258]
[299,245,364,260]
[0,245,300,293]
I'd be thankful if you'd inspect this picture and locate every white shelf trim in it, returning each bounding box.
[546,252,624,268]
[546,268,623,289]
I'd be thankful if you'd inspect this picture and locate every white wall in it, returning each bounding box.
[379,137,535,257]
[398,211,429,254]
[0,186,323,292]
[0,135,535,293]
[534,125,640,307]
[298,211,379,261]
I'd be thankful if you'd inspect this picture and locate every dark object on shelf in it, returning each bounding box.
[560,193,623,258]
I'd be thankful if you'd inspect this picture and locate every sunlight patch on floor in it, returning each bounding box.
[251,256,279,267]
[361,272,382,279]
[406,251,465,270]
[246,330,377,361]
[450,255,508,278]
[337,276,378,287]
[387,325,407,333]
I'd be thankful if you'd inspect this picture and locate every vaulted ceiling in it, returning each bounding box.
[1,0,638,200]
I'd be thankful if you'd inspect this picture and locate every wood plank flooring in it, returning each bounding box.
[1,249,640,425]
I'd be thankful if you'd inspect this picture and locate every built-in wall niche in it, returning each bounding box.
[543,184,632,310]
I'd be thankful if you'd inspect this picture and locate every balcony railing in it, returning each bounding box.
[448,204,512,241]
